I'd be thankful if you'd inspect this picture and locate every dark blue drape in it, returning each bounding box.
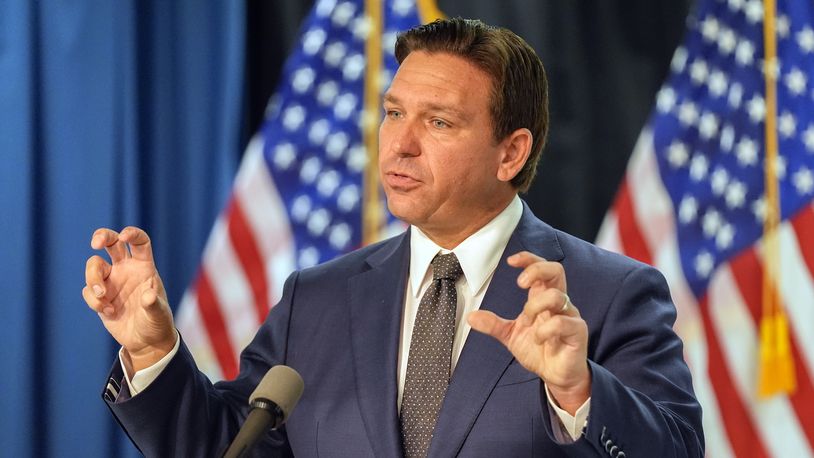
[0,1,244,455]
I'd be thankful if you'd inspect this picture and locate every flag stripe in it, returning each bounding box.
[614,180,654,266]
[195,271,239,379]
[227,199,270,323]
[790,206,814,278]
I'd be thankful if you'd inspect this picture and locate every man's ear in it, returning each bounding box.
[496,128,532,183]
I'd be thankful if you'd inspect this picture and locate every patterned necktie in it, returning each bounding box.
[400,252,464,458]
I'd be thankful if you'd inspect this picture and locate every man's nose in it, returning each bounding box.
[389,121,420,157]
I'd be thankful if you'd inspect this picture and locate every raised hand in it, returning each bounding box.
[82,227,176,375]
[468,251,590,414]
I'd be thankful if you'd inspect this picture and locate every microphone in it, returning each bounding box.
[223,365,304,458]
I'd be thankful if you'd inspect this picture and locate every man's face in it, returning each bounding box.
[379,51,512,242]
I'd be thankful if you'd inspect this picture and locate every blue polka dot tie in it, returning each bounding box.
[400,252,464,458]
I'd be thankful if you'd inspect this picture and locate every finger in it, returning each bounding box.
[468,310,514,347]
[91,228,129,263]
[522,288,570,319]
[82,285,114,317]
[534,315,585,347]
[85,255,112,297]
[119,226,154,262]
[516,260,566,290]
[507,251,546,268]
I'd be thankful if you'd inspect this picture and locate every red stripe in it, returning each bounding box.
[614,180,654,266]
[790,205,814,279]
[195,271,239,379]
[730,248,814,447]
[227,199,270,323]
[698,293,770,458]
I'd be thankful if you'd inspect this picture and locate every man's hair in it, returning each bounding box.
[395,18,549,192]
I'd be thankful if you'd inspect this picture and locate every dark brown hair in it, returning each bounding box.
[395,18,549,192]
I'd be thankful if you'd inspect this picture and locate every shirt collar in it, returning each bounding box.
[409,195,523,297]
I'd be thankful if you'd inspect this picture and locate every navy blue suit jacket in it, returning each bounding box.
[104,205,703,457]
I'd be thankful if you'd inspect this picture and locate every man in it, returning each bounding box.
[84,18,703,457]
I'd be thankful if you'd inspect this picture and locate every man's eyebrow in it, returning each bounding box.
[382,93,469,120]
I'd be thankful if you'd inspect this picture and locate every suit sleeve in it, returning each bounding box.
[102,272,301,457]
[539,265,704,457]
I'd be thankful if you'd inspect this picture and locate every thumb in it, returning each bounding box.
[468,310,513,347]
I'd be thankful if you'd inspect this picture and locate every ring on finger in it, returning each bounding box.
[560,293,571,313]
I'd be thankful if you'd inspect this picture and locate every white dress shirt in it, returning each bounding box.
[121,195,589,440]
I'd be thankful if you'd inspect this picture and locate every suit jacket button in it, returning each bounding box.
[604,439,614,452]
[617,452,626,458]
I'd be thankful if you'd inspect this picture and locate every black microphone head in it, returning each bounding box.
[250,365,304,424]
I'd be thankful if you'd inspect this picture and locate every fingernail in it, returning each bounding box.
[93,285,104,297]
[518,272,528,285]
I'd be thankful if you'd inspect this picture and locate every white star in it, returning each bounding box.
[797,27,814,54]
[728,83,743,108]
[325,132,349,159]
[392,0,414,16]
[299,157,322,184]
[784,68,807,96]
[728,0,744,12]
[342,53,365,81]
[346,144,368,172]
[752,196,767,222]
[317,170,341,197]
[702,209,722,238]
[776,16,790,39]
[383,30,399,56]
[291,67,316,93]
[331,2,356,27]
[307,208,332,236]
[298,246,320,268]
[718,28,737,54]
[774,155,787,179]
[678,101,699,126]
[671,47,688,73]
[736,136,759,166]
[282,105,306,131]
[657,87,677,113]
[708,71,728,97]
[316,0,337,17]
[701,16,720,42]
[716,223,736,250]
[308,119,330,145]
[337,184,360,212]
[747,94,765,123]
[778,111,796,139]
[334,93,358,120]
[744,0,763,24]
[316,80,339,106]
[720,124,735,152]
[803,124,814,152]
[351,16,372,41]
[273,143,297,170]
[679,195,698,224]
[699,112,719,139]
[324,42,347,67]
[329,223,352,250]
[735,40,754,66]
[695,251,715,278]
[690,154,709,181]
[667,141,690,168]
[690,59,709,85]
[303,28,327,55]
[290,195,312,223]
[711,167,729,195]
[793,167,814,195]
[725,180,747,209]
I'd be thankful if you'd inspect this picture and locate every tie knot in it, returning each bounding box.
[431,252,463,281]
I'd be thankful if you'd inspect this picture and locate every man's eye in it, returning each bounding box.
[432,119,449,128]
[387,110,402,119]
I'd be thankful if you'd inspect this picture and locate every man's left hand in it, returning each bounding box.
[468,251,590,414]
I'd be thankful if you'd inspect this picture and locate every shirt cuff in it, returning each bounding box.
[118,330,181,396]
[544,383,591,441]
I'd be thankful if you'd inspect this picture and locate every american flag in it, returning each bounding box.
[597,0,814,456]
[176,0,441,381]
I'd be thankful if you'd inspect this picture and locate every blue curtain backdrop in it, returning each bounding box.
[0,1,244,455]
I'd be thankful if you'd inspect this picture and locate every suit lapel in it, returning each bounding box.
[428,204,563,457]
[348,233,411,458]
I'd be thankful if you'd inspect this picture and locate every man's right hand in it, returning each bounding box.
[82,227,176,377]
